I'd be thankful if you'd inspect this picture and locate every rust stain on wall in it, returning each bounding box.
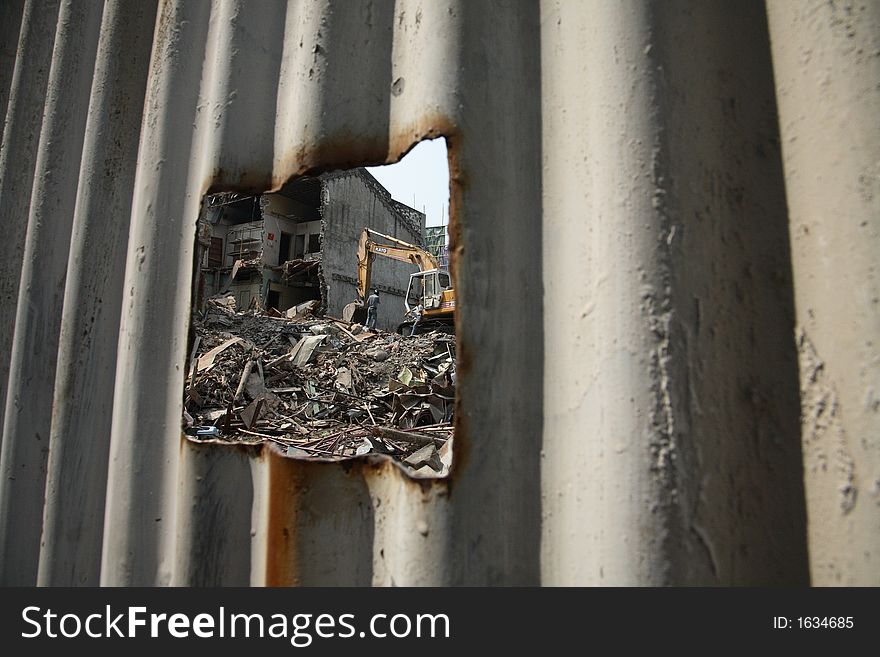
[264,446,303,586]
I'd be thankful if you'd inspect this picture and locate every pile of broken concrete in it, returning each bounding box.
[183,295,454,476]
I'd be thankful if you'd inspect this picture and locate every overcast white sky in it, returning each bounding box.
[367,138,449,229]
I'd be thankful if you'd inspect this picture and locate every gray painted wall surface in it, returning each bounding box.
[321,170,425,330]
[0,0,876,586]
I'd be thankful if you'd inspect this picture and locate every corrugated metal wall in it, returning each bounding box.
[0,0,876,586]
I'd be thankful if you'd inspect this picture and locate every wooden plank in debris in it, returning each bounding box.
[371,426,439,448]
[332,321,359,340]
[202,409,226,422]
[233,359,255,401]
[223,401,233,433]
[286,299,319,319]
[196,336,242,371]
[288,334,326,367]
[188,335,201,381]
[240,398,264,430]
[244,372,262,399]
[268,386,300,394]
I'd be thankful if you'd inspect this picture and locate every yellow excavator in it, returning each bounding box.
[348,227,455,334]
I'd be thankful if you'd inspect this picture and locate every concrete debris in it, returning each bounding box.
[183,294,455,472]
[403,444,442,471]
[286,299,320,320]
[366,347,390,362]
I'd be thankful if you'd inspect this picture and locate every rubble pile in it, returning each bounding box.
[183,295,455,475]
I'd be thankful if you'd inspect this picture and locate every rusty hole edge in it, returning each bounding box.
[184,119,467,490]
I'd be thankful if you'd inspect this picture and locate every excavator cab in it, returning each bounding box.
[406,275,423,308]
[406,269,452,312]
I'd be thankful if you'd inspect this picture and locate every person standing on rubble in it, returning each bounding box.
[408,302,423,336]
[366,288,380,330]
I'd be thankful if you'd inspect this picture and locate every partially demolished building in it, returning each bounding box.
[197,168,425,331]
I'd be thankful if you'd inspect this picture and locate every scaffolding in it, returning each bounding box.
[225,221,263,266]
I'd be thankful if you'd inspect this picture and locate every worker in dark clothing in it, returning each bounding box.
[408,303,423,336]
[366,289,380,329]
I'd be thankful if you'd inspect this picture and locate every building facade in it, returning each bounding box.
[197,168,425,331]
[424,226,450,269]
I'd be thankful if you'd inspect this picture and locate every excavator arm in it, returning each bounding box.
[356,228,440,300]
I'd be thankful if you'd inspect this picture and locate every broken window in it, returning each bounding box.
[278,232,291,266]
[208,237,223,268]
[407,276,423,307]
[185,138,454,477]
[307,232,320,254]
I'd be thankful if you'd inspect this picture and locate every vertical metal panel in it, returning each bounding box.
[311,0,395,168]
[645,1,807,584]
[38,0,158,587]
[272,0,398,181]
[0,0,60,448]
[767,0,880,585]
[173,441,256,586]
[387,0,462,155]
[271,0,328,178]
[101,0,212,586]
[230,449,379,587]
[540,0,808,586]
[0,0,26,146]
[366,463,451,586]
[0,0,876,586]
[448,0,543,585]
[263,456,375,586]
[0,0,104,585]
[541,0,673,586]
[198,0,289,190]
[247,452,272,586]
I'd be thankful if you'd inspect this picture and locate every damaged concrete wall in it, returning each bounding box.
[260,211,299,267]
[0,0,876,586]
[320,169,426,331]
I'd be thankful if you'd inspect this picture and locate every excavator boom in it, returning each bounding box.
[356,228,440,300]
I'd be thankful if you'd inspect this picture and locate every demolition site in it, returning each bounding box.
[184,163,455,477]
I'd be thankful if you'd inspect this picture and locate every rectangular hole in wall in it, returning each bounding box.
[184,138,455,478]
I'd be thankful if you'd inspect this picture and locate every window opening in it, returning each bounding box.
[185,138,454,477]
